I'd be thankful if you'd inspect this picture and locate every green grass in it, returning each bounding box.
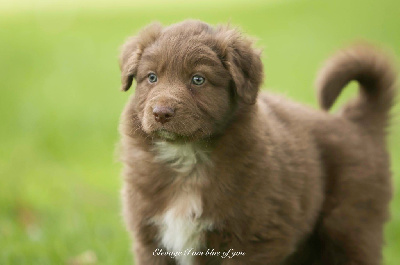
[0,0,399,264]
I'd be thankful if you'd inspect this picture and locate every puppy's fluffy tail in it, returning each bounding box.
[316,45,397,132]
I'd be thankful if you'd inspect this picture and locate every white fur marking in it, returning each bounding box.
[160,192,212,265]
[153,141,212,265]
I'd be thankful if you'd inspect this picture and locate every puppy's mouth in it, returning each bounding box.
[152,128,205,142]
[155,129,179,141]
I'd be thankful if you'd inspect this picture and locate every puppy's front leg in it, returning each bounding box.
[221,255,282,265]
[219,240,294,265]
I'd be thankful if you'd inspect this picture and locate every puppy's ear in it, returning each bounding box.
[119,23,163,91]
[215,26,264,104]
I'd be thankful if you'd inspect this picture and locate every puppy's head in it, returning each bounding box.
[120,20,263,142]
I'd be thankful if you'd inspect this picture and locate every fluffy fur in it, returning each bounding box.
[118,20,396,265]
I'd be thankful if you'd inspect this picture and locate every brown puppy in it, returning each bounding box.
[118,20,396,265]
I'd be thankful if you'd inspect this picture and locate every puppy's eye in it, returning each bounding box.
[191,75,205,86]
[148,73,158,83]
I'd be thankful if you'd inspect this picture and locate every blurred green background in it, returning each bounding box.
[0,0,399,264]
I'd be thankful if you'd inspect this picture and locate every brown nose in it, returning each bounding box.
[153,106,175,124]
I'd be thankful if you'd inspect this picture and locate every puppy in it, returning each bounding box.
[118,20,396,265]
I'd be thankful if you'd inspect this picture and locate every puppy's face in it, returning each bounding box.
[119,21,263,142]
[135,33,232,141]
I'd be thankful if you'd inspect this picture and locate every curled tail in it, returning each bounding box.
[316,45,397,131]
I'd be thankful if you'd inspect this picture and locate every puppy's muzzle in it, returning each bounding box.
[153,106,175,124]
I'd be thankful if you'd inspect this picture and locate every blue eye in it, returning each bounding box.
[148,73,158,83]
[191,75,205,85]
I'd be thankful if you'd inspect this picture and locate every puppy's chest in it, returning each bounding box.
[156,191,213,265]
[152,142,213,265]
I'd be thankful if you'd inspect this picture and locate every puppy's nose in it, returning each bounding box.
[153,106,175,124]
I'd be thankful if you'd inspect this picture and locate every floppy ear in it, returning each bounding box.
[119,23,163,91]
[215,26,264,104]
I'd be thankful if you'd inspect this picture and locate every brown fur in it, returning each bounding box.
[118,20,396,265]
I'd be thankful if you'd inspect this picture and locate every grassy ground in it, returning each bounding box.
[0,0,399,264]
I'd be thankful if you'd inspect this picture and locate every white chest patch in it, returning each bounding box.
[159,192,212,265]
[152,141,213,265]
